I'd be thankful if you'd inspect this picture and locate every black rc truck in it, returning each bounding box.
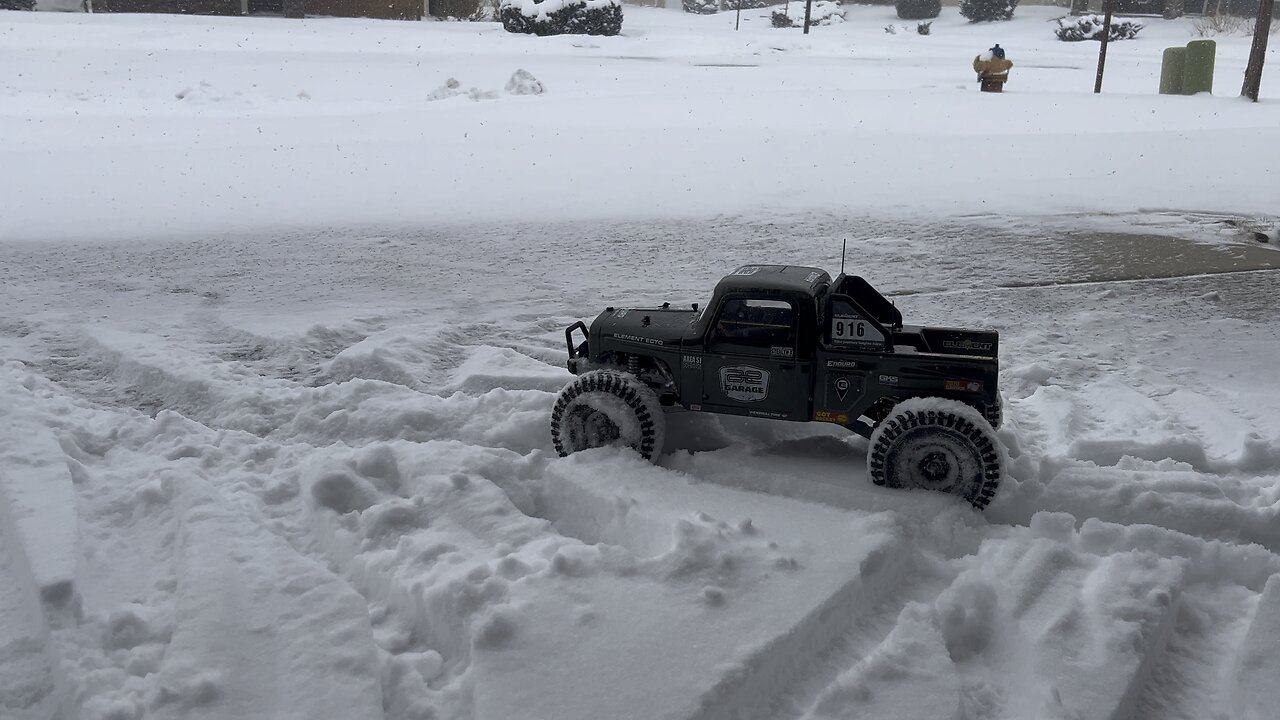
[551,265,1005,509]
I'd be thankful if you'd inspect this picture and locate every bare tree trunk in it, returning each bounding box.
[1242,0,1274,101]
[1094,0,1115,93]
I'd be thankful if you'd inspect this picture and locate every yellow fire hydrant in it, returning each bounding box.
[973,44,1013,93]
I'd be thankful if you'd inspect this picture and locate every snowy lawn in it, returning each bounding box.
[2,6,1280,720]
[1,6,1277,240]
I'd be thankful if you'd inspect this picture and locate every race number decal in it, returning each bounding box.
[720,365,770,403]
[831,314,885,347]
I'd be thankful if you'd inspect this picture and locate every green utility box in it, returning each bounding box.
[1183,40,1216,95]
[1159,47,1186,95]
[1158,39,1216,95]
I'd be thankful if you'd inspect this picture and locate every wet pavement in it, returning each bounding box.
[2,211,1276,326]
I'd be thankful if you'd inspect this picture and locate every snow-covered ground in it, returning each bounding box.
[1,6,1278,240]
[3,6,1280,720]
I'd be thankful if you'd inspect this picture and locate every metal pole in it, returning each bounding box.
[803,0,813,34]
[1094,0,1115,93]
[736,0,742,30]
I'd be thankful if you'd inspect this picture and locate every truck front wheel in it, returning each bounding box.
[551,370,666,462]
[867,398,1003,510]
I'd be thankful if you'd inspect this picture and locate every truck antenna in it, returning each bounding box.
[840,239,847,275]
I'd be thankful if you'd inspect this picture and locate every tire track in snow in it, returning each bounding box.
[15,320,617,718]
[198,316,383,385]
[151,473,384,720]
[29,402,390,720]
[0,503,66,720]
[1132,584,1259,720]
[32,324,558,456]
[44,394,469,720]
[749,562,957,720]
[2,365,412,719]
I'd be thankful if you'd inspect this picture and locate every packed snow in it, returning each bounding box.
[2,5,1280,720]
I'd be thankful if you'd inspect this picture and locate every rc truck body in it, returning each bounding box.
[551,265,1005,509]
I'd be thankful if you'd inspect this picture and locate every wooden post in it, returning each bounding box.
[803,0,813,34]
[735,0,742,30]
[1093,0,1115,93]
[1242,0,1274,101]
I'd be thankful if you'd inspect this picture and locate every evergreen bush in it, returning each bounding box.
[683,0,718,13]
[896,0,940,20]
[960,0,1017,22]
[1054,15,1143,41]
[500,0,623,35]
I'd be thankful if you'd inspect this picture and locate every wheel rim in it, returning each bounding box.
[918,450,954,484]
[887,427,977,494]
[566,405,621,450]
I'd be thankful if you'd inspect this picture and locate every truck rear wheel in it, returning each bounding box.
[551,370,666,462]
[867,398,1003,510]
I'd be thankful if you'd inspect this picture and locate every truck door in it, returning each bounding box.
[700,297,807,420]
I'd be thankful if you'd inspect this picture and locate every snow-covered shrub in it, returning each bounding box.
[1054,15,1143,41]
[683,0,718,13]
[0,0,35,9]
[771,1,845,28]
[896,0,939,20]
[505,69,545,95]
[1192,8,1252,36]
[960,0,1017,22]
[500,0,622,36]
[918,20,932,34]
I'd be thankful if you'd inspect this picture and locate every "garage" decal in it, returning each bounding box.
[720,365,770,403]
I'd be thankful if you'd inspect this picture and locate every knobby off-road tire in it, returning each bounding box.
[867,398,1003,510]
[983,395,1003,431]
[550,370,666,462]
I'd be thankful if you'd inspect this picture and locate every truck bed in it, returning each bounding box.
[890,325,999,359]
